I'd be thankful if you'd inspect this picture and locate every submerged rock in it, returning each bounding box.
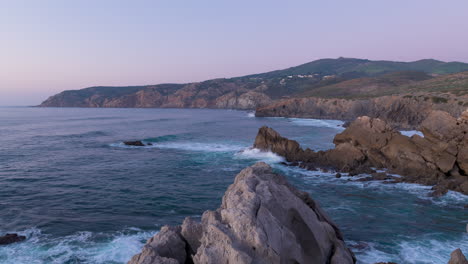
[0,233,26,245]
[254,109,468,195]
[124,141,146,147]
[448,248,468,264]
[128,162,355,264]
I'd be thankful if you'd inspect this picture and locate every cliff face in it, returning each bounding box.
[128,162,356,264]
[254,110,468,196]
[255,94,467,129]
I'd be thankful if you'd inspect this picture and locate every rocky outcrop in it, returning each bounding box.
[254,110,468,195]
[0,233,26,245]
[129,162,355,264]
[255,95,466,130]
[448,249,468,264]
[124,141,147,147]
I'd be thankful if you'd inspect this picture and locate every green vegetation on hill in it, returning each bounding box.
[299,71,435,98]
[242,57,468,80]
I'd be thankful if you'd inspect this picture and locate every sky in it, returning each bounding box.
[1,0,468,106]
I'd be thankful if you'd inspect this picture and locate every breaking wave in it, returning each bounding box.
[353,234,468,264]
[235,148,285,163]
[0,227,156,264]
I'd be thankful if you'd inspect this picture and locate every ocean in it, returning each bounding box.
[0,107,466,264]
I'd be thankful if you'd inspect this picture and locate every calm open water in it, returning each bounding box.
[0,107,466,264]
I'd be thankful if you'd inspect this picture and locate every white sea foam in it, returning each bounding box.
[288,118,345,129]
[111,141,246,153]
[235,148,285,163]
[348,241,396,264]
[274,163,468,207]
[354,234,468,264]
[247,112,256,118]
[0,227,156,264]
[157,142,245,152]
[400,130,424,137]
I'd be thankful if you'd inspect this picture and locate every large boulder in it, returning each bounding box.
[129,162,355,264]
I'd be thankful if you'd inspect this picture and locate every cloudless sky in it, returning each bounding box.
[1,0,468,105]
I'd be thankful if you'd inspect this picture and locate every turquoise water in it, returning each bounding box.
[0,107,466,264]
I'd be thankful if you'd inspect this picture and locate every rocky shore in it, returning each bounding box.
[254,110,468,196]
[128,162,356,264]
[255,95,466,130]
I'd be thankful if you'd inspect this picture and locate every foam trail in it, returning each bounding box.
[353,234,468,264]
[247,112,255,118]
[157,142,245,152]
[400,130,424,137]
[274,163,468,207]
[288,118,345,129]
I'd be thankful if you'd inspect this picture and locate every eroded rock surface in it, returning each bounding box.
[254,110,468,195]
[128,162,355,264]
[448,248,468,264]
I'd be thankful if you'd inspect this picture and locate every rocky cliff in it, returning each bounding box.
[128,162,356,264]
[255,94,467,130]
[254,110,468,196]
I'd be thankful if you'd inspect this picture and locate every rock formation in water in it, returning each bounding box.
[128,162,356,264]
[448,249,468,264]
[0,233,26,245]
[254,110,468,196]
[255,95,466,130]
[124,141,147,147]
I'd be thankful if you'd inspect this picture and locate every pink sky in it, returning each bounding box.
[1,0,467,105]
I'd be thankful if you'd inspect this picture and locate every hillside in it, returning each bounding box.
[39,58,468,109]
[299,71,433,98]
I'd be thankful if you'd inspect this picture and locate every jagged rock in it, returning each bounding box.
[0,233,26,245]
[128,226,186,264]
[448,248,468,264]
[253,110,468,195]
[253,126,305,162]
[181,217,202,256]
[128,163,356,264]
[124,141,146,147]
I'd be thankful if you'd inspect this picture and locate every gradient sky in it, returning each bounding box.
[1,0,468,106]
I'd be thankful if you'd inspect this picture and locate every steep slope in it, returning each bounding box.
[300,71,433,98]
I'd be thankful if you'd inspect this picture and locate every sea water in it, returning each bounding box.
[0,107,466,264]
